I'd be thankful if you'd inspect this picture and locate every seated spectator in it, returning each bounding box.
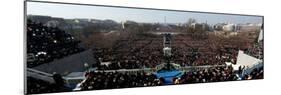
[27,19,84,67]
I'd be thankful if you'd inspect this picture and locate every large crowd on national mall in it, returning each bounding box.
[26,20,263,94]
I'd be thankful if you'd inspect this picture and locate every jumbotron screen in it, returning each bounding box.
[25,1,264,94]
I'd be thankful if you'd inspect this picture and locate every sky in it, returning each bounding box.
[26,1,263,25]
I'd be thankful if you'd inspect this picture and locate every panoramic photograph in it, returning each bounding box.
[25,1,263,94]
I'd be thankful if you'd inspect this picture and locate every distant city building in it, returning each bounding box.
[74,19,80,23]
[239,23,261,32]
[213,23,262,32]
[190,22,209,31]
[222,24,238,32]
[213,23,226,31]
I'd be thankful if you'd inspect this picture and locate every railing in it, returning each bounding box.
[26,68,55,83]
[179,65,225,72]
[93,64,226,74]
[93,68,156,74]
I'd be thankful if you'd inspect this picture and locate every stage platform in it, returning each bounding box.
[155,70,183,85]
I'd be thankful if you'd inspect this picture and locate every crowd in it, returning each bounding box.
[94,33,242,70]
[26,76,70,94]
[25,19,263,92]
[27,19,84,67]
[245,40,263,59]
[172,34,240,66]
[179,66,263,84]
[81,32,263,89]
[79,65,263,90]
[80,71,162,90]
[243,67,264,80]
[94,35,164,70]
[179,66,239,84]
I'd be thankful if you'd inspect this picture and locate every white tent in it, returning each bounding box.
[233,50,263,76]
[236,50,262,68]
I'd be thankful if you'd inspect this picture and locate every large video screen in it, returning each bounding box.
[25,1,264,94]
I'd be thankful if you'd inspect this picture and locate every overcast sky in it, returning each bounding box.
[27,1,263,25]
